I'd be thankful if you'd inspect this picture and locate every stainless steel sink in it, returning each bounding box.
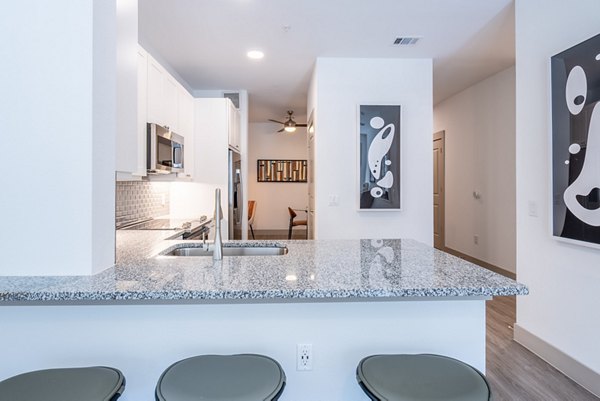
[165,245,288,257]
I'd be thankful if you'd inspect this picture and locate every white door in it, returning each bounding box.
[433,131,445,250]
[307,111,315,239]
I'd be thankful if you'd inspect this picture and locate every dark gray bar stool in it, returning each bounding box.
[156,354,286,401]
[0,366,125,401]
[357,354,492,401]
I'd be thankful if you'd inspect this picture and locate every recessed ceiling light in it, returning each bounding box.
[247,50,264,60]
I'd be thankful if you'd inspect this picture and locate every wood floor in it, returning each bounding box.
[486,296,598,401]
[251,229,307,240]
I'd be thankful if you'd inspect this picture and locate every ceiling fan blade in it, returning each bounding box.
[296,124,308,127]
[268,119,285,124]
[277,128,285,133]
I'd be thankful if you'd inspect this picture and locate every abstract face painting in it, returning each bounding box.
[359,105,401,210]
[551,33,600,246]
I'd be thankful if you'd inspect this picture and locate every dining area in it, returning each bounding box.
[247,200,308,240]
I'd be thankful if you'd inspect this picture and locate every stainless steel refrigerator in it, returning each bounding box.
[228,149,243,239]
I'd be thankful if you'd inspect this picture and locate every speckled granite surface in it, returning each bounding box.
[0,234,528,303]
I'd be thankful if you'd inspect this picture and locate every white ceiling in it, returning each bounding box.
[139,0,515,123]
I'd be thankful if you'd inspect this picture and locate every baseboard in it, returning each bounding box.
[443,247,516,280]
[514,324,600,397]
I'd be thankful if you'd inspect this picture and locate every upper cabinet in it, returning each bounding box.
[116,45,147,179]
[146,53,181,133]
[193,98,241,184]
[179,86,195,179]
[227,100,241,152]
[134,47,149,177]
[118,46,194,180]
[146,56,163,127]
[163,74,179,133]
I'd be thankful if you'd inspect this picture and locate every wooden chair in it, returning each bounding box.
[288,207,307,240]
[248,200,257,239]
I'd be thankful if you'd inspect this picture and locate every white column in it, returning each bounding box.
[0,0,118,275]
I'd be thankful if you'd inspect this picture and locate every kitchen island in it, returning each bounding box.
[0,234,527,400]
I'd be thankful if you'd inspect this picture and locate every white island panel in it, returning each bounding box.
[0,299,485,401]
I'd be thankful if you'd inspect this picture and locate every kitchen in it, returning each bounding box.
[3,3,596,399]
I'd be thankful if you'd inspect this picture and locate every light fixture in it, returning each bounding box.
[247,50,264,60]
[283,113,297,132]
[268,110,307,133]
[284,121,297,133]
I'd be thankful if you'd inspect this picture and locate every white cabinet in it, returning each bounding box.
[138,47,195,180]
[146,54,179,132]
[116,46,147,179]
[193,98,241,183]
[146,56,164,127]
[178,87,195,179]
[134,47,148,177]
[227,101,241,152]
[163,75,179,132]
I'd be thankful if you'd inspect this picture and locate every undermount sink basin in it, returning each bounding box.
[165,245,288,257]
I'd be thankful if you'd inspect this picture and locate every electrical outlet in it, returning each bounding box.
[473,235,479,245]
[297,343,313,371]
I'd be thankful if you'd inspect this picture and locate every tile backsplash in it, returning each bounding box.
[116,181,170,226]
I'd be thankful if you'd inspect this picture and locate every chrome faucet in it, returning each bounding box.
[213,188,224,261]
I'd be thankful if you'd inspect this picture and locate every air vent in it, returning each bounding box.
[393,37,420,46]
[223,92,240,109]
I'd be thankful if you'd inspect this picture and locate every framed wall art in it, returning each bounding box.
[257,159,307,182]
[358,104,402,210]
[551,32,600,247]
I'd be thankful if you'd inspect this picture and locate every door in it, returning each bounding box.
[228,150,243,240]
[433,131,445,250]
[307,111,315,239]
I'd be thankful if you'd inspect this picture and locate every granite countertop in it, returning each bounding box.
[0,233,528,303]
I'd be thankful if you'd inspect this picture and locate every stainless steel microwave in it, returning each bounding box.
[147,123,184,174]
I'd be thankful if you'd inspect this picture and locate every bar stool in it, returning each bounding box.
[156,354,286,401]
[357,354,492,401]
[0,366,125,401]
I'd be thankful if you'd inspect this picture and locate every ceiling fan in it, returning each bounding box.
[269,110,307,133]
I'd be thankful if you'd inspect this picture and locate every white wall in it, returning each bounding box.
[0,1,117,276]
[311,58,433,243]
[514,0,600,395]
[247,123,309,230]
[434,67,516,273]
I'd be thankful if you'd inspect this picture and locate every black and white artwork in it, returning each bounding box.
[359,104,401,210]
[551,33,600,246]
